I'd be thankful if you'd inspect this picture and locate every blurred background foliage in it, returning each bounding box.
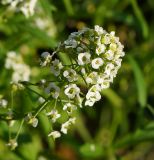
[0,0,154,160]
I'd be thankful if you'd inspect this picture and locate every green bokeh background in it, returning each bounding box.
[0,0,154,159]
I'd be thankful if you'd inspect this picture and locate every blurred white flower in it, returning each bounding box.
[2,0,38,18]
[51,59,63,76]
[6,139,18,150]
[0,98,8,108]
[5,51,31,83]
[20,0,37,18]
[45,82,60,99]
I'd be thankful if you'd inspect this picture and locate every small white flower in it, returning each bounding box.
[85,91,101,107]
[110,31,115,36]
[64,84,80,99]
[50,59,63,76]
[45,82,60,99]
[78,52,91,65]
[94,25,105,35]
[91,58,104,69]
[25,113,38,127]
[63,103,77,115]
[85,85,101,107]
[114,58,122,67]
[102,34,111,44]
[40,52,52,67]
[104,63,114,76]
[100,81,110,90]
[86,90,101,101]
[61,117,76,134]
[86,72,98,84]
[63,69,78,82]
[61,121,69,134]
[97,74,110,89]
[109,43,117,52]
[46,109,61,123]
[31,117,38,127]
[89,84,101,92]
[85,99,95,107]
[104,50,114,60]
[48,131,61,139]
[96,43,106,55]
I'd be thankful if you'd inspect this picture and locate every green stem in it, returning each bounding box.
[34,100,49,118]
[15,119,24,141]
[11,90,14,109]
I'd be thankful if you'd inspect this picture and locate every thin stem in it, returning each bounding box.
[34,100,49,118]
[11,90,14,109]
[19,81,39,86]
[15,119,24,141]
[54,98,58,109]
[78,72,88,86]
[8,124,11,141]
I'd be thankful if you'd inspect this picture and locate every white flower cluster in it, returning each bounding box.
[37,25,124,139]
[1,0,37,18]
[5,51,31,83]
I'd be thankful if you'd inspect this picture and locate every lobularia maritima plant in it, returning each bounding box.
[2,25,125,150]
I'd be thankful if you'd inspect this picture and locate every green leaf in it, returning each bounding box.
[63,0,74,16]
[18,134,42,160]
[115,129,154,148]
[128,55,147,108]
[130,0,149,39]
[75,111,92,142]
[102,89,123,108]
